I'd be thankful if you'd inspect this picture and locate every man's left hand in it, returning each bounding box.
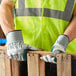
[40,35,69,63]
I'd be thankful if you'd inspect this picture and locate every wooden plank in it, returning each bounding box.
[28,51,55,57]
[56,54,63,76]
[0,47,19,76]
[0,51,5,76]
[63,54,67,76]
[0,46,76,59]
[0,50,19,76]
[0,46,6,51]
[0,51,2,76]
[40,59,45,76]
[0,47,73,76]
[0,50,12,76]
[4,52,11,76]
[11,59,19,76]
[62,54,71,76]
[28,51,76,60]
[27,53,40,76]
[67,55,71,76]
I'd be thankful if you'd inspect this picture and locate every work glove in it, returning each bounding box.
[40,35,69,63]
[6,30,39,61]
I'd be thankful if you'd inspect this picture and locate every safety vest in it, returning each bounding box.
[14,0,76,53]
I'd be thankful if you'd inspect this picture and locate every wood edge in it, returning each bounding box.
[0,46,7,51]
[0,46,76,59]
[27,51,76,59]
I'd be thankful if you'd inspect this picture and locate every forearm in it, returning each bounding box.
[0,0,15,35]
[64,17,76,41]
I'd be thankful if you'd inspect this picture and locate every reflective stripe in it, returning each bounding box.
[64,0,74,21]
[44,0,74,21]
[44,9,64,20]
[15,0,75,21]
[16,8,42,16]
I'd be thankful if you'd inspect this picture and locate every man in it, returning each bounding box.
[0,0,76,76]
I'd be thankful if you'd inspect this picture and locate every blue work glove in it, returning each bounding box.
[6,30,39,61]
[40,35,69,63]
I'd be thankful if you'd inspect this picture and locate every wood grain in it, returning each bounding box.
[27,53,40,76]
[11,59,19,76]
[63,54,67,76]
[0,49,19,76]
[28,51,76,59]
[0,46,76,59]
[40,59,45,76]
[67,55,71,76]
[0,51,5,76]
[4,52,11,76]
[57,54,63,76]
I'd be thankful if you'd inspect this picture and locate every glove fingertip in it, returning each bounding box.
[9,56,12,59]
[40,57,43,60]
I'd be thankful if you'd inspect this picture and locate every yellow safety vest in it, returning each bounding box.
[14,0,76,53]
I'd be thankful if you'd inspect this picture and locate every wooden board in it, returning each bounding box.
[67,55,71,76]
[57,54,72,76]
[0,49,19,76]
[0,50,11,76]
[0,51,5,76]
[28,52,72,76]
[11,59,19,76]
[27,53,45,76]
[63,54,67,76]
[40,59,45,76]
[57,54,63,76]
[28,51,76,59]
[0,46,6,51]
[4,52,11,76]
[27,53,40,76]
[0,46,73,76]
[0,46,76,59]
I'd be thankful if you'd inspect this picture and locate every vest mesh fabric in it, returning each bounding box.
[14,0,76,53]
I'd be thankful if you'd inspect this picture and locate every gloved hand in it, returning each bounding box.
[40,35,69,63]
[6,30,39,61]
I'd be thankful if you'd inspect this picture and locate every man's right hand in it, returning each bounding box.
[6,30,39,61]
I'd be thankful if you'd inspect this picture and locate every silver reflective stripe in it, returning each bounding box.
[44,0,74,21]
[16,0,75,21]
[16,8,42,16]
[63,0,74,21]
[44,9,64,20]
